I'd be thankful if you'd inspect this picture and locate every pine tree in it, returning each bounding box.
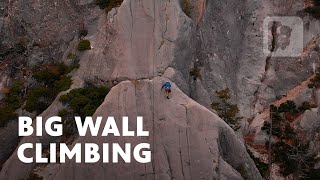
[211,88,242,130]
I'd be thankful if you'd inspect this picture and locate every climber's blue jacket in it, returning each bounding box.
[161,82,171,89]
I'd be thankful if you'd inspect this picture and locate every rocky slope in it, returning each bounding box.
[42,78,261,180]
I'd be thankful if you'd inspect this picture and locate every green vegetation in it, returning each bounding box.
[32,69,60,85]
[305,0,320,19]
[32,63,77,85]
[261,120,282,137]
[59,86,109,117]
[260,100,319,178]
[269,126,317,178]
[305,7,320,18]
[59,85,109,136]
[95,0,110,9]
[6,80,24,109]
[0,63,78,128]
[78,39,91,51]
[54,76,73,93]
[261,100,316,140]
[298,101,312,112]
[261,102,299,139]
[211,88,242,130]
[314,0,320,6]
[182,0,192,18]
[302,169,320,180]
[0,80,24,128]
[277,100,298,114]
[272,141,313,177]
[67,53,77,60]
[57,63,80,75]
[247,149,268,178]
[25,63,77,113]
[95,0,124,13]
[0,106,17,128]
[25,87,51,113]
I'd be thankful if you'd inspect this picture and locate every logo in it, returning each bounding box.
[263,16,303,57]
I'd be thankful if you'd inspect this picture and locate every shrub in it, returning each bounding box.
[211,88,242,130]
[95,0,109,9]
[302,168,320,180]
[314,0,320,6]
[283,123,296,140]
[95,0,124,13]
[305,0,320,19]
[33,70,60,85]
[57,63,79,75]
[308,83,315,89]
[272,141,312,177]
[67,53,77,60]
[278,100,298,114]
[0,63,75,118]
[54,76,72,93]
[247,149,268,178]
[263,100,318,178]
[182,0,192,17]
[78,40,91,51]
[0,106,16,128]
[305,7,320,19]
[261,121,283,137]
[25,63,75,113]
[272,141,297,176]
[0,80,24,128]
[105,0,123,13]
[261,104,290,138]
[32,64,67,85]
[58,85,109,136]
[59,85,109,118]
[32,63,77,86]
[298,101,311,112]
[58,109,69,117]
[25,87,50,113]
[6,80,24,109]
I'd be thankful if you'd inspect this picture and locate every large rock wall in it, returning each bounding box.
[0,0,264,179]
[44,78,262,180]
[191,0,320,120]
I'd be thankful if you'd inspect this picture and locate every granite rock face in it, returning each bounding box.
[46,78,262,180]
[0,0,264,179]
[0,0,97,47]
[189,0,320,119]
[2,0,320,179]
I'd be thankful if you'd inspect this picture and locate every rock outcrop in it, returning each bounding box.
[0,0,264,179]
[43,78,261,180]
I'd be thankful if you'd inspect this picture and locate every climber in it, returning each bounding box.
[161,82,172,99]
